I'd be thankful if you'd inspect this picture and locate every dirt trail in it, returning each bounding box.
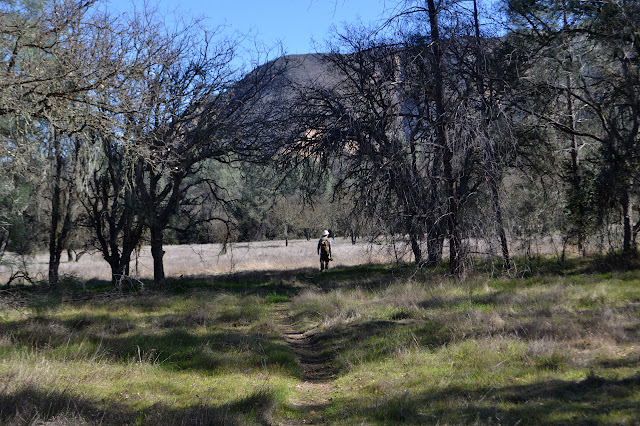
[274,305,337,382]
[280,324,336,382]
[273,305,339,424]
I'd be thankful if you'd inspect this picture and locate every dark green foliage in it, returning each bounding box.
[506,0,640,258]
[0,179,40,256]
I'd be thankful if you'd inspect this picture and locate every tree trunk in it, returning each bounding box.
[108,242,138,288]
[490,182,511,269]
[0,227,8,263]
[110,262,127,287]
[405,214,422,264]
[48,132,78,287]
[622,189,635,256]
[410,232,422,265]
[446,174,463,274]
[48,146,62,286]
[562,4,586,255]
[48,130,64,287]
[426,221,444,266]
[48,256,60,287]
[426,0,463,275]
[284,223,288,247]
[150,224,166,288]
[473,0,510,270]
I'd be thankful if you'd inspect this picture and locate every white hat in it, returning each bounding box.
[322,230,329,236]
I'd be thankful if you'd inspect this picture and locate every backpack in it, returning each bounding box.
[320,238,330,255]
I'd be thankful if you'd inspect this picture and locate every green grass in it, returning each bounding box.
[1,261,639,424]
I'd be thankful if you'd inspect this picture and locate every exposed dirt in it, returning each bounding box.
[273,306,338,424]
[275,307,337,382]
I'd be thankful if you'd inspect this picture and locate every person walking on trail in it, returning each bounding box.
[317,230,332,271]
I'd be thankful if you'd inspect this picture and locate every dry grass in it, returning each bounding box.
[0,234,577,284]
[1,252,639,424]
[0,238,400,282]
[0,288,297,425]
[284,268,640,423]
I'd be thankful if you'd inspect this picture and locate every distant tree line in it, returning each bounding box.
[1,0,638,286]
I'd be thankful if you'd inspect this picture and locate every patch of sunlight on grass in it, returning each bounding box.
[336,339,532,396]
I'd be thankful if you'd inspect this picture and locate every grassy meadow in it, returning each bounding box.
[0,239,401,283]
[1,243,640,424]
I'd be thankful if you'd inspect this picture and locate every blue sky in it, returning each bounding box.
[107,0,394,55]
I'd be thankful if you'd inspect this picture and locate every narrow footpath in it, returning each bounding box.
[273,304,339,424]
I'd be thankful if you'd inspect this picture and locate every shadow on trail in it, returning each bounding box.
[168,267,315,297]
[169,263,410,296]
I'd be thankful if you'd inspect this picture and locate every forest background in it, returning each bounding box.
[1,0,639,288]
[1,0,640,424]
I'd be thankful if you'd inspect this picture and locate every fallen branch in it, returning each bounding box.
[4,271,36,287]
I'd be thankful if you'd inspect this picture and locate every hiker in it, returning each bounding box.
[317,230,332,271]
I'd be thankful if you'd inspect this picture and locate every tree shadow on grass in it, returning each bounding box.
[331,373,640,424]
[1,316,301,377]
[1,264,415,310]
[168,268,314,296]
[0,385,276,425]
[165,264,417,300]
[99,328,300,375]
[0,385,129,425]
[310,264,415,292]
